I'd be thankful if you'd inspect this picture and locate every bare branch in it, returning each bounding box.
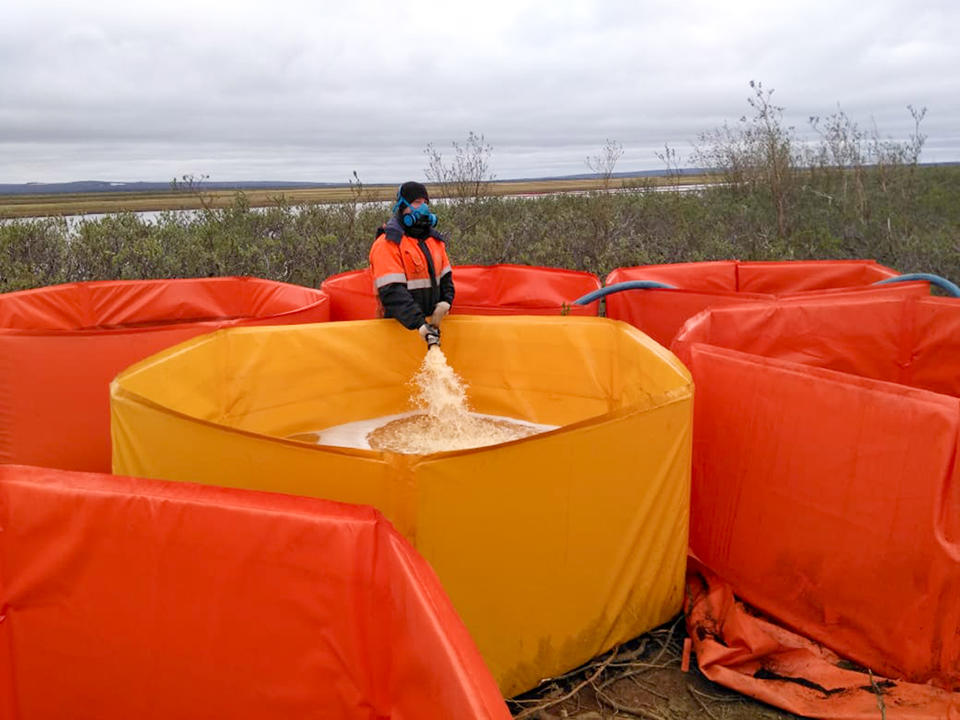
[586,138,624,190]
[424,131,495,203]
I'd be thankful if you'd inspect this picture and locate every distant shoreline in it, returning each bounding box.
[0,173,717,219]
[0,167,710,197]
[3,161,958,219]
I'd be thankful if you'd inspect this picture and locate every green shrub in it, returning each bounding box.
[0,218,69,291]
[1,165,958,294]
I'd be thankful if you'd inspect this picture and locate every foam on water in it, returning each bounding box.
[287,346,557,453]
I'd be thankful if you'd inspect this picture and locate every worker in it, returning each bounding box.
[369,181,454,348]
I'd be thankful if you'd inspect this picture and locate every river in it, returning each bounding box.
[2,184,714,224]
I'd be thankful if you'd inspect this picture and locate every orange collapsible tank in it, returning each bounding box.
[671,295,960,691]
[322,264,600,319]
[605,259,927,346]
[0,277,330,473]
[0,464,511,720]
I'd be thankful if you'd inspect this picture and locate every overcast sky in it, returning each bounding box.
[2,0,958,184]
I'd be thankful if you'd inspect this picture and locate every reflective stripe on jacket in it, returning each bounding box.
[369,216,455,329]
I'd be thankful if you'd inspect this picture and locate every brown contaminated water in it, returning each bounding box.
[287,347,555,453]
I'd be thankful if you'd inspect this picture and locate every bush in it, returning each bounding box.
[1,165,958,294]
[0,217,69,291]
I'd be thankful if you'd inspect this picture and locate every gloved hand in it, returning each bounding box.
[418,322,441,348]
[430,301,451,326]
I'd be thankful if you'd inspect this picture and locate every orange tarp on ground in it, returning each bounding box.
[0,464,510,720]
[686,562,960,719]
[671,295,960,698]
[0,277,330,473]
[605,259,925,346]
[322,264,600,320]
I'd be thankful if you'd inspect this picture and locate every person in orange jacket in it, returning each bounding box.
[369,181,454,348]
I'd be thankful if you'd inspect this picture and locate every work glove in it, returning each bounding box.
[418,322,441,348]
[430,301,451,326]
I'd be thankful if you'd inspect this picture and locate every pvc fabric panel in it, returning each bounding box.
[322,264,601,321]
[604,287,767,349]
[0,277,330,472]
[674,295,908,382]
[322,268,382,320]
[911,300,960,397]
[605,260,924,348]
[685,561,960,719]
[0,464,510,720]
[449,264,600,315]
[110,315,693,696]
[735,259,898,293]
[608,261,740,292]
[671,295,960,697]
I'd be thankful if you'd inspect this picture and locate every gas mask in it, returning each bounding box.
[401,202,438,230]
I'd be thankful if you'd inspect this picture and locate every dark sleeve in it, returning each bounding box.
[436,235,455,305]
[378,284,426,330]
[439,270,455,305]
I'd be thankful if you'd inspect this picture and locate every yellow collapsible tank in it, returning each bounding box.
[111,316,693,696]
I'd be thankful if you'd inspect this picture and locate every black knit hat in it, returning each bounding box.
[398,181,429,205]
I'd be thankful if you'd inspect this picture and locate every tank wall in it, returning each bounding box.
[684,342,960,686]
[0,278,329,472]
[0,465,509,719]
[111,315,695,695]
[736,260,898,293]
[675,296,955,389]
[323,265,602,322]
[119,317,690,434]
[607,261,738,292]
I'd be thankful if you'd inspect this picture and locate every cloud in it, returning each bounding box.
[1,0,958,182]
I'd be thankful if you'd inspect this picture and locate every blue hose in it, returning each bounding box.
[573,280,677,305]
[573,272,960,306]
[873,273,960,298]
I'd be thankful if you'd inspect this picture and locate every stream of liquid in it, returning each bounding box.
[287,347,556,453]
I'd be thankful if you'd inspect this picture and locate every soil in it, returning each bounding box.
[507,617,802,720]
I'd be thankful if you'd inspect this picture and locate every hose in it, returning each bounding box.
[873,273,960,298]
[572,272,960,307]
[573,280,677,306]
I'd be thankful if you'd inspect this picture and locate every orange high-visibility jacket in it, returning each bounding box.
[369,216,455,329]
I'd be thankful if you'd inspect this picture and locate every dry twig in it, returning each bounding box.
[512,647,621,720]
[686,684,742,704]
[509,616,688,719]
[687,684,720,720]
[593,685,670,720]
[868,669,887,720]
[625,675,671,701]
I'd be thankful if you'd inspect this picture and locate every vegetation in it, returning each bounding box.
[1,84,958,294]
[424,131,496,203]
[586,138,625,191]
[1,162,956,295]
[0,174,709,219]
